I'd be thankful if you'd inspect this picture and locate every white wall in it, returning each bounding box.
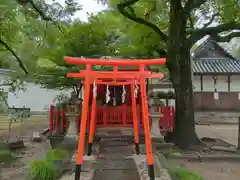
[7,83,71,111]
[192,75,201,91]
[230,75,240,92]
[151,75,240,93]
[202,76,215,91]
[194,75,240,92]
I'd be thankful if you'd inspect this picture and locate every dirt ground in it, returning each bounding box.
[0,115,50,180]
[168,124,240,180]
[0,115,49,135]
[196,124,238,146]
[168,159,240,180]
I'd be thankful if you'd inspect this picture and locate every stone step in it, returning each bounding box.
[95,159,137,170]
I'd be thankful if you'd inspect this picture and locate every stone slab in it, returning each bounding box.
[101,140,129,147]
[99,146,132,155]
[92,169,141,180]
[96,159,137,170]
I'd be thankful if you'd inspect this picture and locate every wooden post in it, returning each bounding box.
[139,65,154,180]
[88,86,97,156]
[49,105,54,133]
[238,117,240,150]
[75,64,91,180]
[131,83,139,154]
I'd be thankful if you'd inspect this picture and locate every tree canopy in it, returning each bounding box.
[97,0,240,148]
[1,0,240,148]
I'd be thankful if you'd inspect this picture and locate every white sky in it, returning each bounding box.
[75,0,107,21]
[47,0,107,21]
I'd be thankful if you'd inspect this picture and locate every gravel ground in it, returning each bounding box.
[133,155,171,180]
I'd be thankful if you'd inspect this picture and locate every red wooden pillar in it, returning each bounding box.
[139,65,154,180]
[131,83,139,154]
[49,105,54,133]
[55,109,59,132]
[75,64,91,180]
[88,81,97,156]
[61,109,65,132]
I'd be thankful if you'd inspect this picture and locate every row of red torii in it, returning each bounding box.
[61,56,166,180]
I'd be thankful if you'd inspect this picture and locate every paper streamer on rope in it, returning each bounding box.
[122,85,126,103]
[93,80,97,98]
[134,80,139,98]
[106,85,110,103]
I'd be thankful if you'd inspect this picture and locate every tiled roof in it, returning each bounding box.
[193,58,240,74]
[192,36,236,60]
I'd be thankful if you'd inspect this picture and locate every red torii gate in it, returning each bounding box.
[65,56,166,180]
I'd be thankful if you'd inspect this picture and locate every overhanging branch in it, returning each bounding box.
[0,39,28,75]
[190,22,240,44]
[27,0,51,21]
[29,0,65,34]
[17,0,65,34]
[211,31,240,42]
[117,0,168,42]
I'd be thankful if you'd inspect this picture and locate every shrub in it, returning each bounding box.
[29,148,69,180]
[29,160,56,180]
[171,166,204,180]
[45,149,68,162]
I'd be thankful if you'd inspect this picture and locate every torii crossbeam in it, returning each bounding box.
[65,56,166,180]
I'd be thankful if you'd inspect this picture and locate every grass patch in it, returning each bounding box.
[155,152,203,180]
[29,160,57,180]
[45,149,68,162]
[170,166,204,180]
[29,148,69,180]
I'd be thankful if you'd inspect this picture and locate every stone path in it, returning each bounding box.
[92,136,141,180]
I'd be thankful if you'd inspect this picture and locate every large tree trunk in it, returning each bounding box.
[165,1,200,149]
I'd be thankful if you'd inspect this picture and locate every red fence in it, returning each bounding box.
[49,105,68,134]
[49,104,175,133]
[158,106,175,132]
[91,105,143,127]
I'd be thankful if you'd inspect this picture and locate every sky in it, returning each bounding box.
[74,0,107,21]
[47,0,107,21]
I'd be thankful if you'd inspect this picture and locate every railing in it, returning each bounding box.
[158,106,175,132]
[49,104,176,133]
[91,105,143,127]
[49,105,68,134]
